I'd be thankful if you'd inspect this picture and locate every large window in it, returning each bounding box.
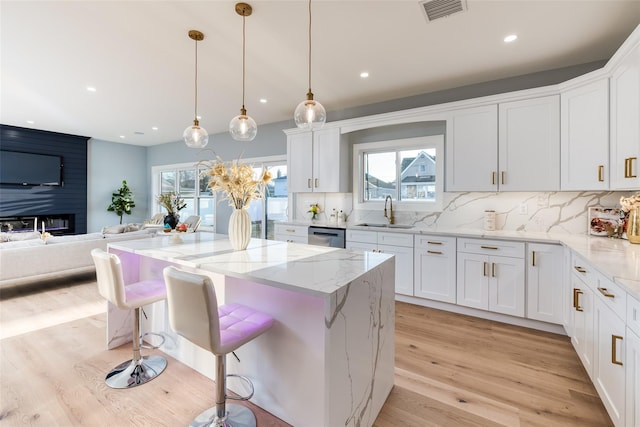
[354,135,444,211]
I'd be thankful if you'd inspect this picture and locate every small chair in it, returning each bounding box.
[181,215,202,232]
[163,266,274,427]
[91,248,167,388]
[142,213,166,229]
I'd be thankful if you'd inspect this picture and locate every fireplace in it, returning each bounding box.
[0,214,75,235]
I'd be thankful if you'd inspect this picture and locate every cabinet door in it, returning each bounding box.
[560,79,610,190]
[594,299,626,426]
[287,132,313,192]
[456,252,489,310]
[627,328,640,427]
[498,95,560,191]
[312,127,350,192]
[488,256,525,317]
[572,276,595,379]
[527,243,563,324]
[345,241,377,253]
[445,105,498,191]
[379,244,414,296]
[414,236,456,303]
[610,46,640,190]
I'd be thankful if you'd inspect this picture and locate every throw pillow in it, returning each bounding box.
[102,225,125,234]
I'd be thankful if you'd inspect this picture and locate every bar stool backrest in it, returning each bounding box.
[91,248,127,310]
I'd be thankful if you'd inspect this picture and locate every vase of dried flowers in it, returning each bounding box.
[205,156,272,250]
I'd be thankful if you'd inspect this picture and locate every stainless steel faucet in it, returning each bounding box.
[384,195,394,224]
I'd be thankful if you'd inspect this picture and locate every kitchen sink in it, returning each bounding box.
[355,223,414,229]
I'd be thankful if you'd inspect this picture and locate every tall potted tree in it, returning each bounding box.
[107,180,136,224]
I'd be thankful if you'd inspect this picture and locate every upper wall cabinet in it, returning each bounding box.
[498,95,560,191]
[286,127,351,193]
[561,79,610,191]
[610,43,640,190]
[445,105,498,192]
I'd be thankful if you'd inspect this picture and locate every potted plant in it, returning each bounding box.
[157,192,187,229]
[107,180,136,224]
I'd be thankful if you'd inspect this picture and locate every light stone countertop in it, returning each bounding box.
[107,232,393,297]
[278,221,640,300]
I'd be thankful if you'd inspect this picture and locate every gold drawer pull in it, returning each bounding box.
[612,335,623,366]
[314,178,319,188]
[427,250,442,255]
[483,262,488,277]
[531,251,536,267]
[598,287,615,298]
[491,171,496,185]
[286,229,295,233]
[481,246,498,250]
[427,241,442,245]
[626,157,637,178]
[574,289,584,312]
[491,262,496,277]
[574,266,586,273]
[598,165,604,182]
[307,178,311,188]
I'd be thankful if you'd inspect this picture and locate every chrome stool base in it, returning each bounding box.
[190,403,256,427]
[105,355,167,389]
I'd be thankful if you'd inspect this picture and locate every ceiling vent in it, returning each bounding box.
[419,0,467,22]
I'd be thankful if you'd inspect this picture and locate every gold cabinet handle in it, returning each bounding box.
[307,178,311,188]
[501,171,505,185]
[481,246,498,250]
[286,228,295,233]
[574,289,584,312]
[483,262,488,277]
[531,251,536,267]
[598,287,615,298]
[427,241,442,245]
[427,250,442,255]
[314,178,319,188]
[598,165,604,182]
[574,266,586,273]
[491,262,496,277]
[612,335,623,366]
[491,171,496,185]
[627,157,637,178]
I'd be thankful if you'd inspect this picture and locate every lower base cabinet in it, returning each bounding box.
[526,243,563,324]
[571,273,595,379]
[414,235,456,303]
[627,327,640,427]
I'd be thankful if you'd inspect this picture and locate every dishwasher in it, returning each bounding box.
[307,226,346,248]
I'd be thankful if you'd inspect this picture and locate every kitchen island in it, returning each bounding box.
[106,232,395,427]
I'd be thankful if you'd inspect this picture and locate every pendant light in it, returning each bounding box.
[183,30,209,148]
[229,2,257,141]
[294,0,326,130]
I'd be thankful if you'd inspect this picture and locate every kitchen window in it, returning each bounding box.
[353,135,444,211]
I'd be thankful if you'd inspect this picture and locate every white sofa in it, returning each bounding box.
[0,224,155,288]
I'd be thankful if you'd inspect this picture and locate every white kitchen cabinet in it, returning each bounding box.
[594,297,626,427]
[456,238,525,317]
[560,79,610,190]
[285,127,350,193]
[626,326,640,427]
[274,223,308,244]
[414,235,456,303]
[610,42,640,190]
[346,230,414,296]
[498,95,560,191]
[445,105,498,191]
[526,243,563,324]
[562,247,574,337]
[570,256,597,379]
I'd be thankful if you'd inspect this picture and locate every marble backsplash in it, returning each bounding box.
[295,191,633,235]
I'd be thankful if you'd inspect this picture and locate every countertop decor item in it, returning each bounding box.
[307,203,320,221]
[205,156,271,250]
[157,192,186,229]
[588,207,623,237]
[620,192,640,243]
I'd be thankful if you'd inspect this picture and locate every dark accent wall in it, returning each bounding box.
[0,125,89,234]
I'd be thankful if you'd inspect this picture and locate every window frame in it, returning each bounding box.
[352,135,444,212]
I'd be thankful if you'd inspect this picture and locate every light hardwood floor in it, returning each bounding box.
[0,275,612,426]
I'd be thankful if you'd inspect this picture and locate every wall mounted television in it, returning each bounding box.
[0,150,63,186]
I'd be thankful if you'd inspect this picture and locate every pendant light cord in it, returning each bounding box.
[194,37,199,122]
[242,13,246,111]
[307,0,312,94]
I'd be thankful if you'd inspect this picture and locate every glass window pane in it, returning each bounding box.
[265,164,288,239]
[399,148,436,201]
[199,168,212,195]
[161,171,175,193]
[178,169,196,195]
[363,151,396,201]
[178,198,195,220]
[198,198,214,228]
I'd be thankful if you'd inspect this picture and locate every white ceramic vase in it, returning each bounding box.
[228,208,251,250]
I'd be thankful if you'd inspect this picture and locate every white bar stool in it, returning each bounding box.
[163,266,274,427]
[91,248,167,388]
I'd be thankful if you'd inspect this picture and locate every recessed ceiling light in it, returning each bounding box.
[152,126,158,131]
[86,86,97,92]
[26,120,35,124]
[360,71,369,78]
[259,98,268,104]
[504,34,518,43]
[119,135,125,139]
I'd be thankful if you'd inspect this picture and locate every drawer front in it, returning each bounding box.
[570,253,598,290]
[275,234,308,244]
[274,224,308,236]
[594,274,627,321]
[457,238,524,258]
[346,229,378,244]
[414,235,456,255]
[377,231,414,247]
[628,294,640,337]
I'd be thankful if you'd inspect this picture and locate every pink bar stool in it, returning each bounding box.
[163,266,274,427]
[91,248,168,388]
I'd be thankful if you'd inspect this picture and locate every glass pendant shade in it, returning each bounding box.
[229,112,257,141]
[183,120,209,148]
[294,97,326,130]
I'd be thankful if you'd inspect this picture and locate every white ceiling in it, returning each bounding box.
[2,1,639,146]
